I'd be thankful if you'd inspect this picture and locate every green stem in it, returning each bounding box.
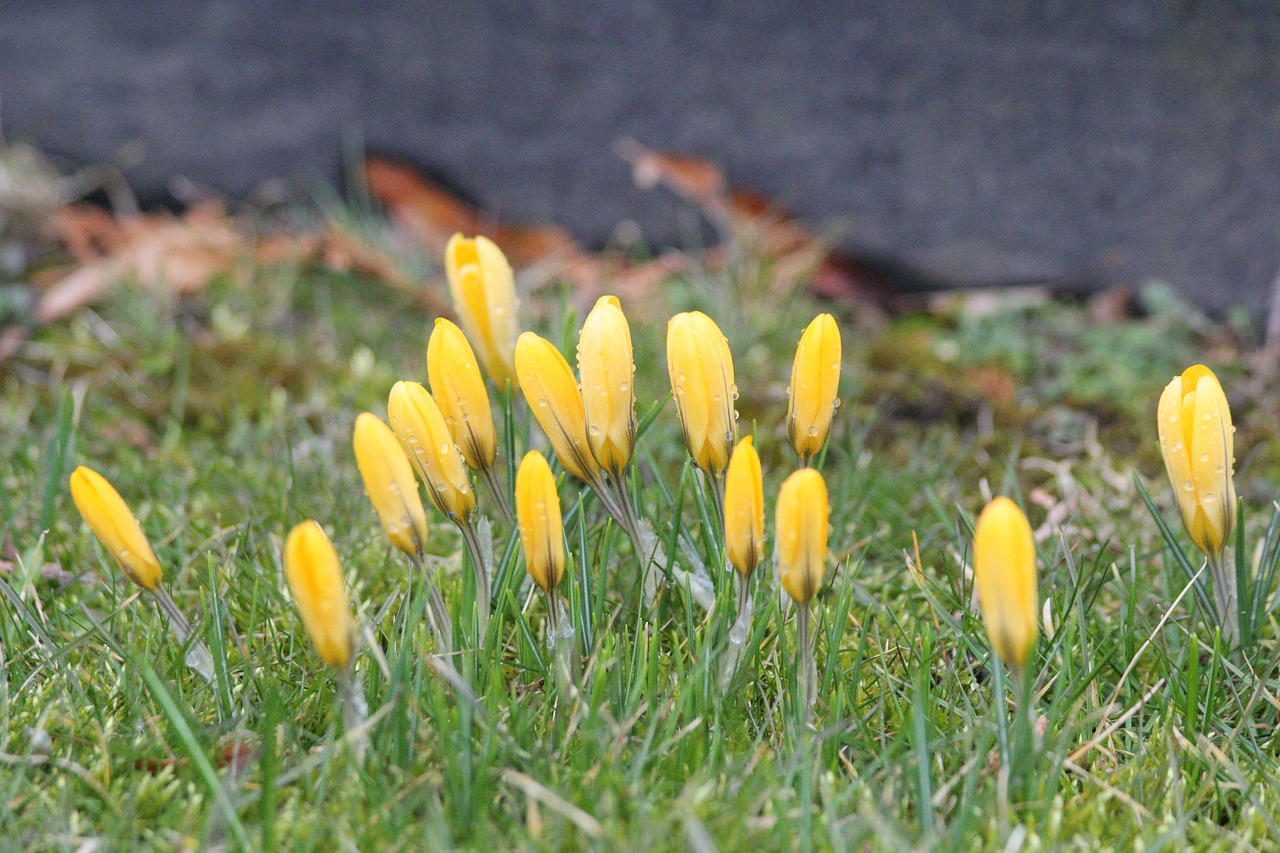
[1207,550,1239,650]
[152,586,214,683]
[478,464,515,527]
[797,603,815,726]
[458,520,491,640]
[412,552,454,653]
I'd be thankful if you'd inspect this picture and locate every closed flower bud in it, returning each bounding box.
[515,451,566,593]
[1157,365,1236,557]
[578,295,636,476]
[787,313,842,463]
[667,311,737,478]
[724,436,765,577]
[444,234,519,386]
[972,497,1038,670]
[428,318,497,472]
[69,466,163,591]
[515,332,599,484]
[283,520,354,670]
[353,412,428,558]
[776,468,829,606]
[387,381,476,522]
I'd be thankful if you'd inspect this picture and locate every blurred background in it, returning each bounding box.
[3,1,1279,314]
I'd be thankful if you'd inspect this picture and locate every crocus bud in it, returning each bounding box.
[387,380,476,522]
[515,332,599,484]
[1157,365,1236,557]
[972,497,1038,670]
[444,234,519,386]
[776,468,829,606]
[578,295,636,476]
[69,466,162,591]
[283,520,354,670]
[515,451,566,593]
[667,311,737,478]
[428,318,497,472]
[353,412,428,558]
[724,437,765,577]
[787,313,842,463]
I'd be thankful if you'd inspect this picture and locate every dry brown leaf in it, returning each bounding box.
[363,156,481,256]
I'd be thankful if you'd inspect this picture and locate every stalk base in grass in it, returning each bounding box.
[717,575,754,693]
[152,587,215,683]
[633,518,715,612]
[339,668,370,763]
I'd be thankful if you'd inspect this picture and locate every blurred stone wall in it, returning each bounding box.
[4,1,1279,311]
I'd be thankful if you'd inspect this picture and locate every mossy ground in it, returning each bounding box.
[2,229,1279,851]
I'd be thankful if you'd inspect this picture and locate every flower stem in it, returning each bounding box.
[479,464,516,527]
[411,552,454,654]
[796,602,816,726]
[1207,550,1239,649]
[458,520,491,640]
[152,586,214,683]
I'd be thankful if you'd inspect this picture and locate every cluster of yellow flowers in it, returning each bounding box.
[66,231,1243,712]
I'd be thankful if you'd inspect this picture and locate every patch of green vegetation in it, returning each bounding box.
[2,230,1278,850]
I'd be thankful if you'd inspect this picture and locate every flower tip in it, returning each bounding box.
[69,464,163,591]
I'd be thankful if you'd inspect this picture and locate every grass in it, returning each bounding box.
[2,220,1280,851]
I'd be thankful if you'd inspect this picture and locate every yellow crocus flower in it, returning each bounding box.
[283,520,354,670]
[352,412,429,558]
[69,465,162,591]
[387,380,476,522]
[577,295,636,477]
[427,318,497,473]
[776,468,829,606]
[515,332,600,484]
[666,311,737,478]
[515,451,566,594]
[444,234,519,386]
[1157,364,1236,557]
[787,313,842,464]
[724,436,765,578]
[972,496,1038,671]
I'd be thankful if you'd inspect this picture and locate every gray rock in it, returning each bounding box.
[3,1,1277,312]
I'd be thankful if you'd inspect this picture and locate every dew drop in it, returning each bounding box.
[1183,479,1195,491]
[589,425,600,436]
[807,426,819,437]
[1199,453,1210,463]
[619,381,629,392]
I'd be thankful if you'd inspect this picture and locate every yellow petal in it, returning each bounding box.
[515,451,565,592]
[444,234,518,385]
[515,332,599,483]
[578,295,636,476]
[776,468,828,605]
[724,436,765,577]
[972,497,1038,669]
[428,318,497,472]
[353,412,428,558]
[69,465,163,590]
[667,311,737,477]
[1157,365,1236,557]
[283,520,354,670]
[786,314,842,462]
[387,381,476,522]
